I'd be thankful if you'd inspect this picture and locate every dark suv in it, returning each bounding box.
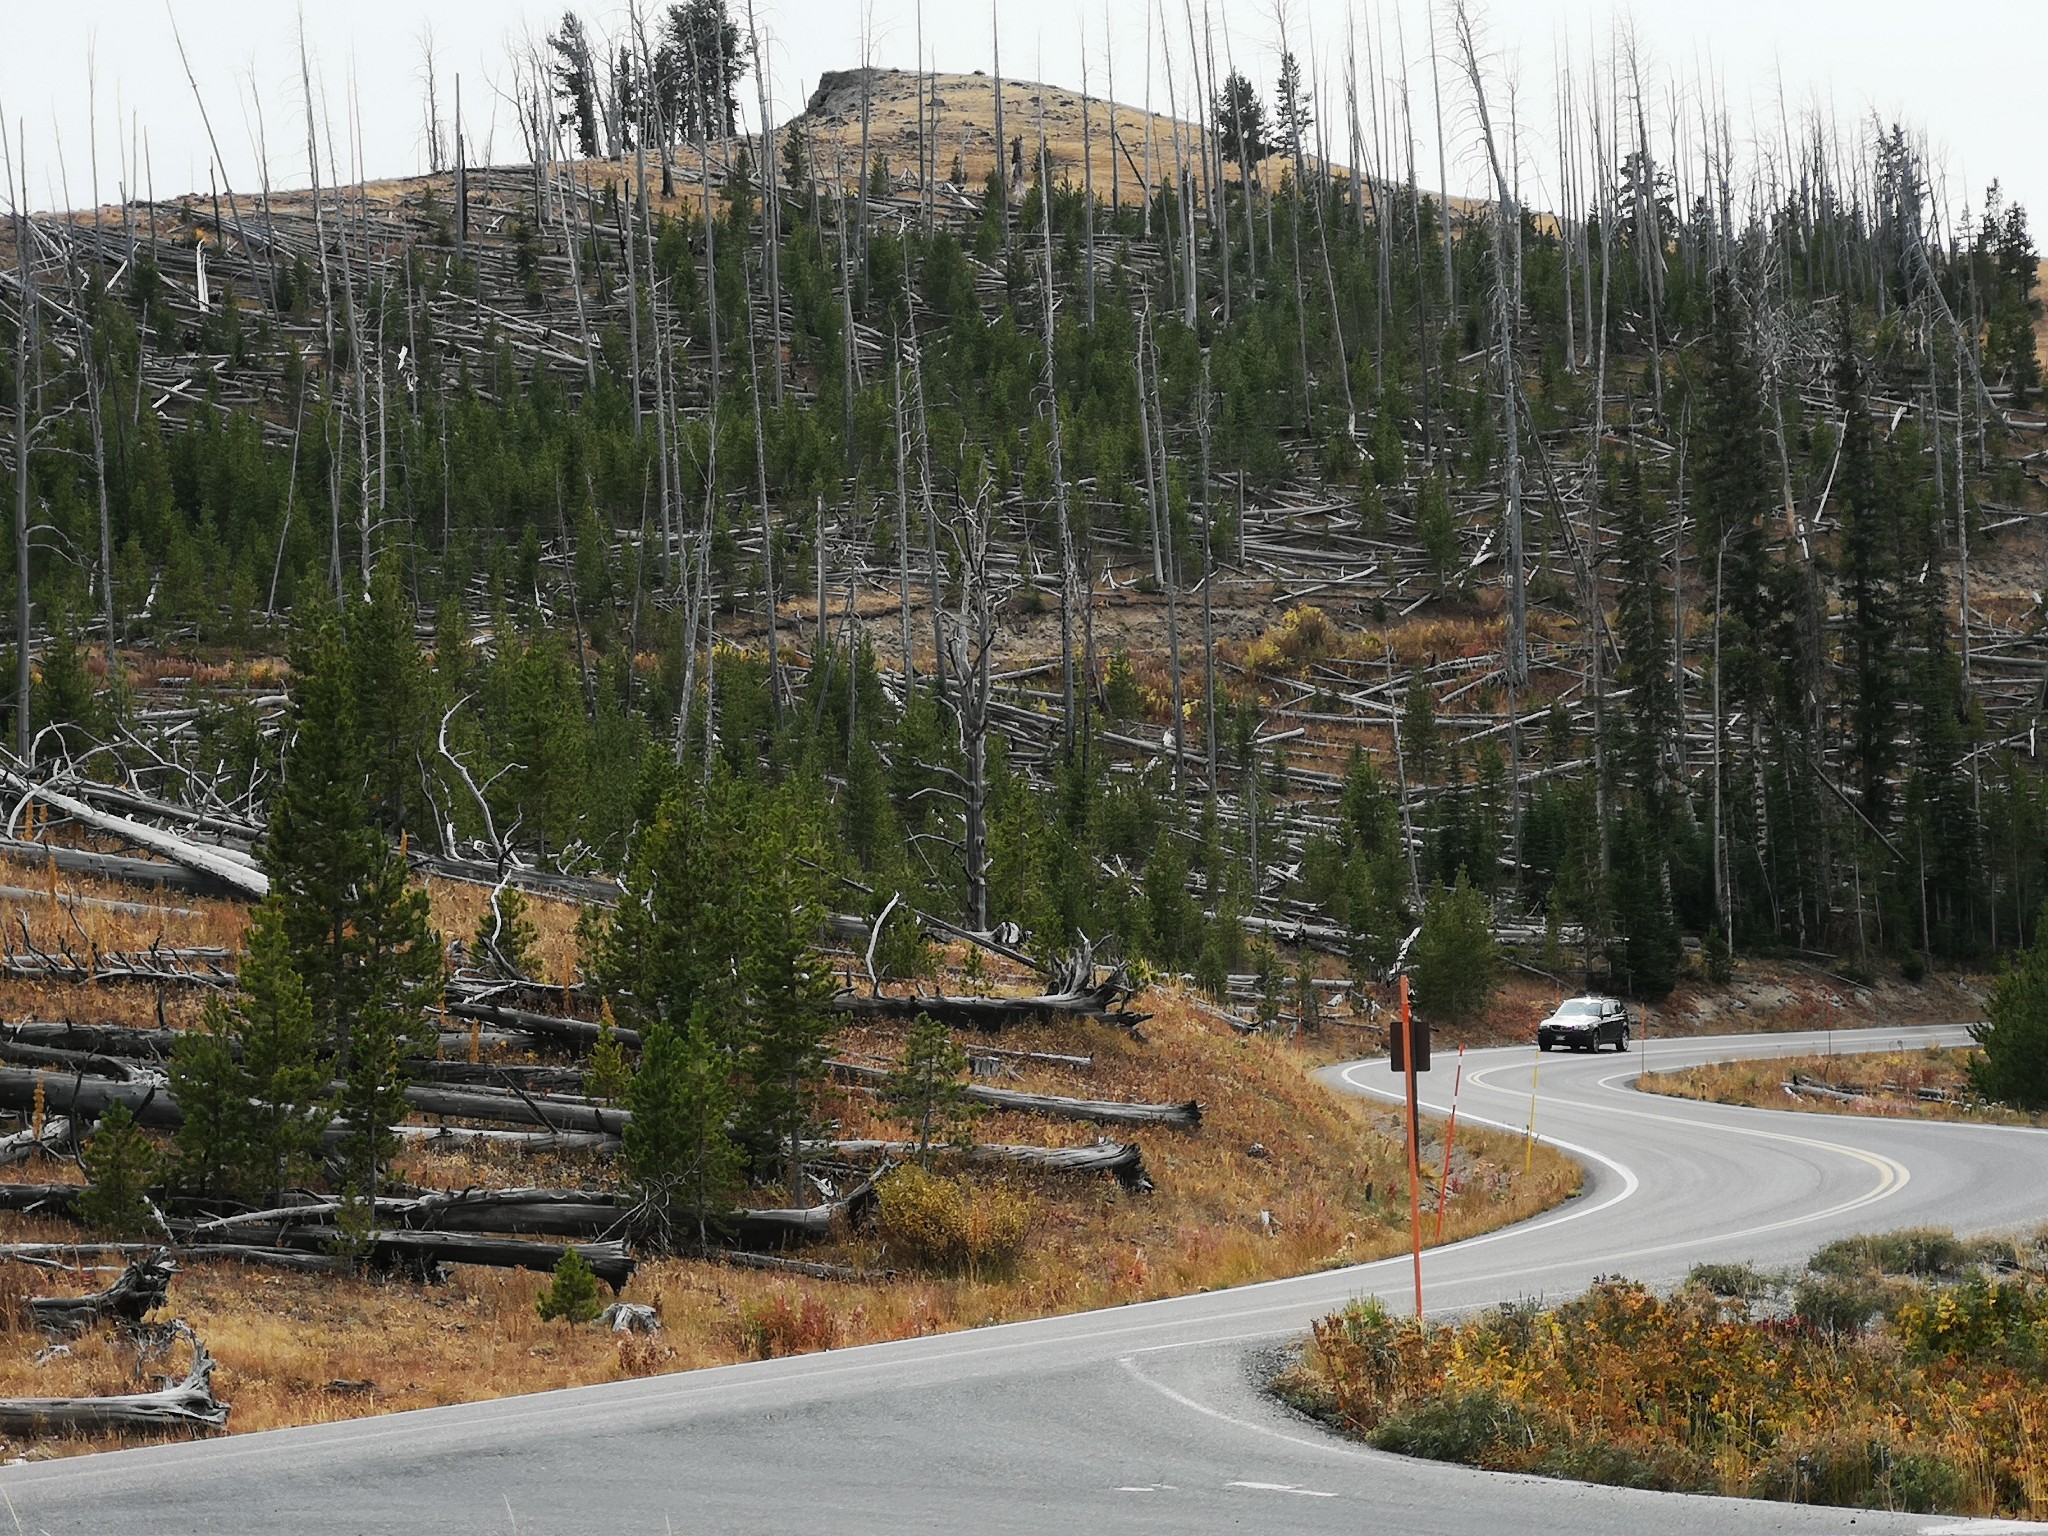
[1537,996,1632,1052]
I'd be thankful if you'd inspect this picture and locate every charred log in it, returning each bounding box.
[26,1252,174,1332]
[823,1137,1152,1191]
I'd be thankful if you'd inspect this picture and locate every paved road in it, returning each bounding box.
[5,1022,2044,1535]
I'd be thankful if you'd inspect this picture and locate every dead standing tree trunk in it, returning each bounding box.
[1454,2,1529,870]
[941,492,1006,933]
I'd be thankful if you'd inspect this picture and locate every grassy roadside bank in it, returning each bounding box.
[1276,1226,2048,1519]
[1639,1044,2041,1127]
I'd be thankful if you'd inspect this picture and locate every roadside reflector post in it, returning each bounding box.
[1395,975,1425,1319]
[1434,1044,1466,1245]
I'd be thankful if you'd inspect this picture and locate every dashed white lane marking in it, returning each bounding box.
[1226,1481,1338,1498]
[1115,1484,1176,1492]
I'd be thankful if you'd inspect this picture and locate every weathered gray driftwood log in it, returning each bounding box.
[0,838,217,895]
[191,1181,877,1252]
[0,1115,71,1165]
[0,1323,229,1434]
[823,1138,1153,1191]
[828,1061,1200,1129]
[27,1253,173,1332]
[0,1040,158,1079]
[0,1022,181,1058]
[0,1069,181,1129]
[0,1183,86,1215]
[1,775,267,897]
[0,1241,348,1275]
[398,1083,627,1136]
[390,1124,621,1156]
[241,1228,637,1289]
[829,980,1149,1030]
[444,1000,638,1050]
[410,1061,588,1093]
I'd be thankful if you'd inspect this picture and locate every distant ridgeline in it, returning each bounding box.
[2,0,2044,995]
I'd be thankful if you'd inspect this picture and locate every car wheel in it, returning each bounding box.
[1539,1040,1553,1053]
[1615,1030,1630,1052]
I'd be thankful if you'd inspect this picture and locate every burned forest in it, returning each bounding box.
[0,0,2039,1445]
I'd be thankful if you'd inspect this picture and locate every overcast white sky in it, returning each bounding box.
[2,1,2041,235]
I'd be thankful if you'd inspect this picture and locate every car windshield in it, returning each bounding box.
[1553,1000,1601,1018]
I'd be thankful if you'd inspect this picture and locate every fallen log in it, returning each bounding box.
[0,1115,70,1166]
[0,951,236,990]
[410,852,620,907]
[411,1061,589,1093]
[190,1180,874,1251]
[400,1082,627,1136]
[961,1044,1094,1071]
[0,1184,85,1215]
[829,980,1148,1031]
[444,1000,638,1051]
[0,1242,348,1276]
[0,838,217,895]
[1784,1075,1865,1103]
[0,885,203,921]
[697,1250,881,1283]
[0,1040,159,1079]
[228,1226,636,1288]
[0,1068,182,1129]
[186,1190,634,1244]
[27,1253,173,1332]
[389,1124,621,1156]
[0,1323,229,1435]
[52,783,260,847]
[1,775,268,898]
[822,1138,1153,1192]
[828,1061,1200,1129]
[0,1022,180,1058]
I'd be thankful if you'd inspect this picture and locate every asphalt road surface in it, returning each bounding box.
[4,1022,2044,1535]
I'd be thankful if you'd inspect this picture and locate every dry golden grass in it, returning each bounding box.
[1640,1045,2035,1126]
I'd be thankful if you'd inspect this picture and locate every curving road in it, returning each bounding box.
[4,1023,2045,1535]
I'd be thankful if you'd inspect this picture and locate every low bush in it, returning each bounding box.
[1751,1441,1967,1514]
[1686,1261,1775,1299]
[1811,1229,1973,1279]
[739,1291,841,1359]
[875,1165,1031,1278]
[1371,1389,1540,1465]
[1792,1273,1898,1336]
[1893,1276,2048,1367]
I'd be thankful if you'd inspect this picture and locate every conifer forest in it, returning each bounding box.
[0,0,2042,1431]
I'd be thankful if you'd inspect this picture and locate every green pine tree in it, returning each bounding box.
[234,901,331,1204]
[78,1102,161,1237]
[740,809,837,1206]
[624,1011,745,1250]
[884,1014,978,1161]
[168,1001,251,1199]
[265,611,443,1200]
[1971,904,2048,1109]
[535,1245,603,1323]
[1412,874,1499,1024]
